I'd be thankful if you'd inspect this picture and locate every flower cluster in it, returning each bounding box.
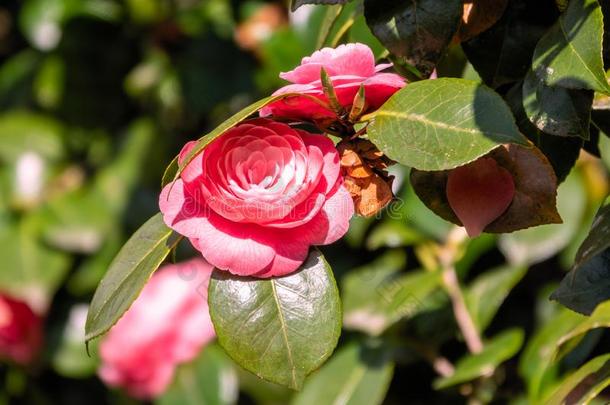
[100,42,405,400]
[160,43,405,278]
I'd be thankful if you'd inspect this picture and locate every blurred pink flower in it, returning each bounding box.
[260,43,405,120]
[159,119,353,278]
[98,258,215,399]
[0,294,43,365]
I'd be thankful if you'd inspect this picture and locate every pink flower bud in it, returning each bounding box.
[446,157,515,237]
[260,43,405,120]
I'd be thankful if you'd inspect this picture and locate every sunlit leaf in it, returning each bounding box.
[531,0,610,94]
[434,329,524,389]
[465,265,527,333]
[543,353,610,405]
[366,79,528,171]
[208,249,341,390]
[342,250,440,336]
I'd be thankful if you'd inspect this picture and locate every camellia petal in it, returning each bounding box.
[446,157,515,237]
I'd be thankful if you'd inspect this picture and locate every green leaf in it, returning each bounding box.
[342,251,440,336]
[434,329,524,390]
[523,69,594,139]
[465,265,528,333]
[505,82,583,183]
[366,78,528,171]
[291,342,394,405]
[0,50,42,109]
[157,344,239,405]
[291,0,351,12]
[499,168,587,265]
[316,5,344,50]
[0,218,71,311]
[208,249,342,390]
[555,300,610,352]
[85,213,182,343]
[551,197,610,314]
[363,0,462,77]
[543,354,610,405]
[531,0,610,94]
[519,308,585,402]
[0,111,64,162]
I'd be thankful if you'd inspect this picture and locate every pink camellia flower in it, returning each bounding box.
[260,43,405,120]
[99,258,215,399]
[0,294,43,365]
[159,119,354,278]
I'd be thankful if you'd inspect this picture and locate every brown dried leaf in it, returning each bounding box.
[338,139,395,217]
[346,175,394,217]
[410,144,562,233]
[347,165,374,179]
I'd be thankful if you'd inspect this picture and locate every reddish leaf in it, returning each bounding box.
[410,144,561,234]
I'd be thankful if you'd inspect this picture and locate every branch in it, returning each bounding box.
[438,228,484,354]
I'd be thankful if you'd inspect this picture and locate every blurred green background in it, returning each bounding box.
[1,0,610,404]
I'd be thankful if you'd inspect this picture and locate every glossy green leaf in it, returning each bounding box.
[519,309,586,401]
[465,265,528,333]
[499,169,587,265]
[342,250,440,336]
[363,0,462,77]
[462,0,559,89]
[157,344,239,405]
[543,354,610,405]
[551,197,610,314]
[291,342,394,405]
[531,0,610,94]
[208,249,342,390]
[85,213,182,343]
[523,69,593,139]
[434,329,524,389]
[366,78,528,171]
